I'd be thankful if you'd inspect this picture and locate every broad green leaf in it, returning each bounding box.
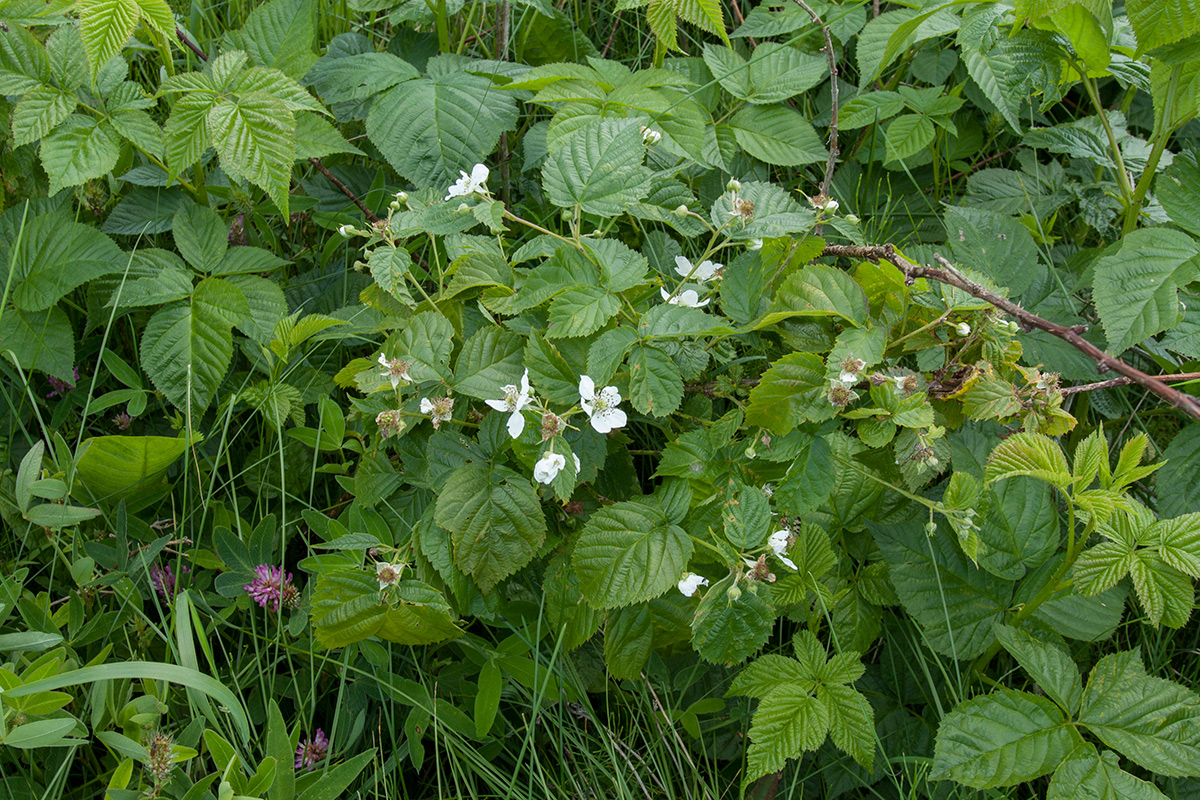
[452,327,525,398]
[984,432,1072,489]
[945,205,1043,297]
[1047,749,1171,800]
[76,0,138,76]
[207,93,296,216]
[39,115,120,195]
[523,337,578,406]
[0,305,75,381]
[546,286,621,339]
[775,264,868,326]
[3,212,123,312]
[604,604,654,679]
[544,554,603,650]
[312,572,462,647]
[1128,551,1193,628]
[293,112,364,159]
[977,477,1059,580]
[0,718,78,749]
[305,52,419,105]
[1080,650,1200,777]
[0,27,52,94]
[746,353,837,435]
[11,87,76,147]
[572,498,693,609]
[367,246,414,305]
[1126,0,1200,51]
[821,682,876,770]
[884,114,934,163]
[743,684,829,783]
[838,91,905,130]
[227,274,287,343]
[394,311,454,382]
[727,653,809,699]
[709,180,814,238]
[872,519,1008,660]
[74,435,187,506]
[995,625,1083,712]
[164,94,217,175]
[1158,150,1200,238]
[366,67,518,189]
[1159,426,1200,518]
[745,43,828,104]
[728,104,826,166]
[25,503,102,528]
[933,688,1083,788]
[692,574,774,665]
[628,342,683,417]
[222,0,317,80]
[722,483,772,550]
[1092,228,1199,354]
[543,117,650,215]
[587,327,639,386]
[1049,3,1109,71]
[962,46,1022,133]
[435,462,546,592]
[174,205,228,274]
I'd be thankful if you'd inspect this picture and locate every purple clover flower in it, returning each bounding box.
[244,564,300,611]
[295,729,329,771]
[46,366,79,398]
[150,563,191,600]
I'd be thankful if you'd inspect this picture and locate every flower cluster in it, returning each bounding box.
[150,563,190,601]
[244,564,300,611]
[295,729,329,771]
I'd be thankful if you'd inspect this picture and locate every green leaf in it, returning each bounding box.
[546,287,621,339]
[434,462,546,592]
[945,205,1044,297]
[542,117,650,216]
[76,0,138,77]
[728,104,826,166]
[872,519,1008,660]
[293,112,364,159]
[39,115,120,195]
[722,483,772,550]
[312,572,462,647]
[25,503,103,528]
[0,27,52,95]
[207,93,296,216]
[932,688,1083,788]
[604,604,654,679]
[0,305,75,381]
[222,0,317,80]
[0,718,78,749]
[977,477,1059,580]
[884,114,935,163]
[523,337,578,406]
[140,282,243,412]
[821,682,876,770]
[1126,0,1200,51]
[305,52,419,105]
[744,43,828,104]
[1047,749,1171,800]
[74,435,187,506]
[692,574,774,665]
[3,212,123,312]
[743,684,829,783]
[1159,426,1200,518]
[995,625,1083,712]
[452,327,525,398]
[572,498,693,609]
[174,205,228,274]
[746,353,837,435]
[366,67,518,190]
[838,90,905,130]
[164,94,216,176]
[962,46,1022,133]
[11,87,76,147]
[1079,649,1200,777]
[1158,150,1200,238]
[1093,228,1199,354]
[394,311,454,382]
[984,432,1072,490]
[627,342,683,417]
[775,264,868,326]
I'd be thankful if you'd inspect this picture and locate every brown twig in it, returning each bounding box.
[788,0,839,199]
[1060,372,1200,396]
[824,244,1200,420]
[601,11,623,58]
[174,26,379,223]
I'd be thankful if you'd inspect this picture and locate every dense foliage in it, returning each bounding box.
[4,0,1200,797]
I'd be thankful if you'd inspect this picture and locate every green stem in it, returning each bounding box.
[1079,69,1135,211]
[1122,64,1181,235]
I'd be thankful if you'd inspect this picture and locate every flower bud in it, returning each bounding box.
[955,322,971,337]
[726,583,742,602]
[674,204,690,217]
[726,178,743,193]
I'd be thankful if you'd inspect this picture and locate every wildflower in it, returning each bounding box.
[229,213,247,246]
[747,238,764,251]
[113,412,133,430]
[484,369,534,438]
[419,396,454,429]
[145,729,176,790]
[579,376,627,434]
[674,255,722,283]
[378,354,413,389]
[376,561,404,589]
[295,729,329,771]
[729,196,755,223]
[955,322,971,337]
[762,483,774,499]
[46,366,78,398]
[640,126,662,145]
[809,193,838,212]
[445,163,490,200]
[838,357,865,386]
[534,450,579,485]
[338,224,352,237]
[677,572,709,597]
[660,287,710,308]
[827,383,856,408]
[768,530,798,570]
[376,409,406,439]
[742,555,775,582]
[150,563,190,600]
[244,564,300,611]
[540,412,566,440]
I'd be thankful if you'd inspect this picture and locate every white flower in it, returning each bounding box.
[484,368,533,438]
[674,255,722,283]
[839,370,859,386]
[640,126,662,145]
[661,287,710,308]
[747,238,763,251]
[338,224,352,237]
[419,396,454,429]
[533,451,567,484]
[768,530,798,570]
[378,353,412,389]
[445,163,490,201]
[823,198,839,212]
[956,322,972,337]
[677,572,709,597]
[579,376,627,434]
[376,561,404,589]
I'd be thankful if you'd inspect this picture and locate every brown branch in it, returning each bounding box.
[308,158,381,223]
[789,0,839,199]
[176,27,207,61]
[823,244,1200,420]
[601,11,623,58]
[1061,372,1200,396]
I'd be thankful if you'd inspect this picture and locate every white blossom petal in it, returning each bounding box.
[677,572,709,597]
[533,452,567,484]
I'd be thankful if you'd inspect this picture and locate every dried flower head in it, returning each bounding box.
[46,367,79,398]
[827,383,856,408]
[145,729,175,791]
[150,563,190,601]
[729,196,755,223]
[376,409,406,439]
[742,555,775,583]
[540,412,566,441]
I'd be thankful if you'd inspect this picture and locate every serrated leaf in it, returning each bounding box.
[0,306,75,381]
[1093,228,1199,355]
[164,94,217,176]
[628,342,683,417]
[692,574,774,665]
[995,625,1083,712]
[207,93,296,216]
[452,327,525,397]
[984,432,1072,489]
[728,104,826,166]
[1126,0,1200,51]
[746,352,837,435]
[776,264,868,326]
[933,688,1083,788]
[743,685,829,783]
[604,604,653,679]
[1047,750,1171,800]
[434,462,546,592]
[542,117,650,215]
[884,113,934,163]
[312,572,462,648]
[3,212,123,312]
[39,115,120,195]
[76,0,139,77]
[820,682,875,770]
[306,52,419,105]
[11,87,76,147]
[572,499,693,609]
[222,0,317,80]
[546,286,620,339]
[140,282,242,412]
